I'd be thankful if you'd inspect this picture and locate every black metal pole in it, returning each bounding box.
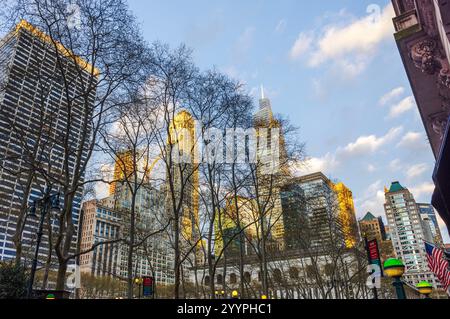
[75,209,84,299]
[393,277,406,299]
[139,282,141,299]
[27,202,48,298]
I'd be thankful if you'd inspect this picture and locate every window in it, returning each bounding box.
[273,269,282,283]
[289,267,299,280]
[230,273,237,284]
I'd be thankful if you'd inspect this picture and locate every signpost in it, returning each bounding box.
[367,239,382,269]
[365,237,383,299]
[142,276,154,298]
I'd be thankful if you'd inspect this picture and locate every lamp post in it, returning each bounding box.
[416,281,433,299]
[231,290,239,299]
[134,277,143,299]
[383,258,406,300]
[215,290,225,299]
[26,188,61,298]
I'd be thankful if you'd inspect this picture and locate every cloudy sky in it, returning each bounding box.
[127,0,449,243]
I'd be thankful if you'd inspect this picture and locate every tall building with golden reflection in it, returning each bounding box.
[167,110,199,242]
[214,196,258,257]
[253,87,291,249]
[109,150,134,195]
[332,182,359,248]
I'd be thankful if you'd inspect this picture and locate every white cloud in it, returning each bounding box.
[367,164,377,172]
[275,19,287,34]
[333,58,368,79]
[397,131,428,150]
[406,163,429,179]
[293,153,339,176]
[289,32,314,60]
[436,215,450,243]
[94,163,114,199]
[289,4,395,78]
[340,126,403,157]
[307,4,394,66]
[95,182,110,199]
[355,180,386,217]
[388,96,415,118]
[296,127,403,178]
[312,78,327,100]
[379,87,405,105]
[410,182,435,201]
[389,158,402,171]
[233,27,256,62]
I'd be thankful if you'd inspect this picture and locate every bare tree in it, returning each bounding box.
[145,42,201,299]
[0,0,149,290]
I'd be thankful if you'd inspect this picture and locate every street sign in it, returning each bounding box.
[142,276,154,297]
[366,238,383,275]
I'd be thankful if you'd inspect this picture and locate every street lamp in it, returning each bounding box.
[134,277,143,299]
[416,281,433,299]
[27,188,61,298]
[383,258,406,300]
[215,290,225,299]
[231,290,239,299]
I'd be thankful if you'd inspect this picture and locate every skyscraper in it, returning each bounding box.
[167,110,199,242]
[252,88,291,249]
[417,203,444,246]
[279,182,306,250]
[0,21,97,262]
[109,150,135,196]
[108,152,175,285]
[214,196,257,258]
[294,172,345,249]
[384,181,441,288]
[332,183,359,248]
[254,86,275,125]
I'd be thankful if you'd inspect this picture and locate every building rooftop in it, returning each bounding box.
[14,20,100,76]
[389,181,406,193]
[361,212,377,222]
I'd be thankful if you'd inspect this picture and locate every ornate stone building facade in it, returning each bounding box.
[391,0,450,233]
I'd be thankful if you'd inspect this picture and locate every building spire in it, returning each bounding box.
[260,84,265,100]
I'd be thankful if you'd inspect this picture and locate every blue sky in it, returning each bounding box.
[127,0,449,243]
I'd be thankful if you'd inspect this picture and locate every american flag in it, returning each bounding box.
[425,242,450,291]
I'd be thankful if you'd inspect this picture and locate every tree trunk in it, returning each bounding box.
[127,194,136,299]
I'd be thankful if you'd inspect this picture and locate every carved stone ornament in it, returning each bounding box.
[441,96,450,113]
[429,112,449,140]
[410,40,442,75]
[439,66,450,89]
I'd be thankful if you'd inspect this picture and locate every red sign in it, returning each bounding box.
[143,276,154,297]
[368,240,380,261]
[143,277,153,286]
